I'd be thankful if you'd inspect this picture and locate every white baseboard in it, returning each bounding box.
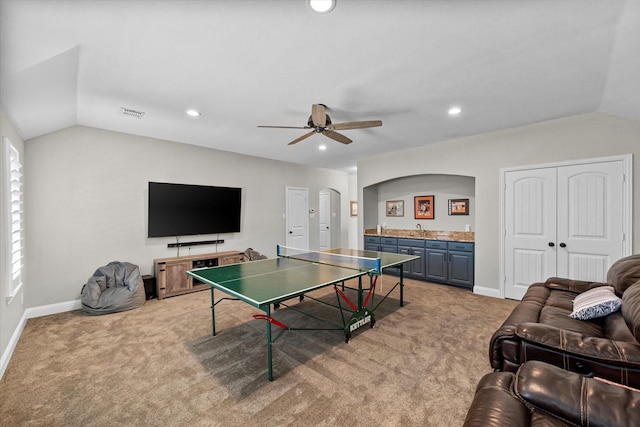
[24,299,82,319]
[473,285,502,299]
[0,299,81,380]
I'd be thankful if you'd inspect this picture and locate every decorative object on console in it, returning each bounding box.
[243,247,267,261]
[448,198,469,215]
[414,195,434,219]
[386,200,404,217]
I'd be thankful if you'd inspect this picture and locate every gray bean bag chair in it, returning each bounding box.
[81,261,145,315]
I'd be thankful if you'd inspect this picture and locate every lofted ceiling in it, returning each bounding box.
[1,0,639,172]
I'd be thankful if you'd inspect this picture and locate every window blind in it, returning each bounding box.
[4,137,23,300]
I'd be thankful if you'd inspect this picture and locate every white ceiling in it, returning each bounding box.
[1,0,639,172]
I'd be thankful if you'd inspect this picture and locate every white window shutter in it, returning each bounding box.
[4,137,23,300]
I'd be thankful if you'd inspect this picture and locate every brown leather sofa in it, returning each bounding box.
[490,254,640,388]
[463,361,640,427]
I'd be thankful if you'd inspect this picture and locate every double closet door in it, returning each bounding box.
[503,157,629,300]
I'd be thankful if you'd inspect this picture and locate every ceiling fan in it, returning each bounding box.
[258,104,382,145]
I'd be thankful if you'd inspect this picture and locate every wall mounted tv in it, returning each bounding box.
[148,182,242,238]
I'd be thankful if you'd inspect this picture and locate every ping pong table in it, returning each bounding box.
[187,246,418,381]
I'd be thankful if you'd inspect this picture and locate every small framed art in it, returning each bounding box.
[448,198,469,215]
[386,200,404,217]
[414,195,434,219]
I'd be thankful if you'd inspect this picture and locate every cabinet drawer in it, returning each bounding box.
[364,244,379,252]
[364,235,380,244]
[425,240,447,249]
[380,244,398,253]
[398,238,425,247]
[448,242,474,252]
[380,237,398,245]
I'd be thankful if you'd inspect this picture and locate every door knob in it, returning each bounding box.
[289,231,293,234]
[559,242,567,248]
[326,226,330,229]
[548,242,555,247]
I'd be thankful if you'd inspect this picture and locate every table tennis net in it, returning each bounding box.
[277,245,381,274]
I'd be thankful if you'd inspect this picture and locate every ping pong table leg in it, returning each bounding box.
[265,305,274,381]
[210,287,217,336]
[399,267,404,307]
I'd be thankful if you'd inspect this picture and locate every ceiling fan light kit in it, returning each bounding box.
[258,103,382,146]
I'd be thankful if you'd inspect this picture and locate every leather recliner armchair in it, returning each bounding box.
[463,361,640,427]
[490,254,640,388]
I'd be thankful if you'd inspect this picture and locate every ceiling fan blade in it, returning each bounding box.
[311,104,326,127]
[258,125,310,129]
[328,120,382,130]
[322,130,352,145]
[288,131,316,145]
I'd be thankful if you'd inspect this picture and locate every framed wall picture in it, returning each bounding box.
[350,200,358,217]
[414,195,434,219]
[386,200,404,217]
[448,198,469,215]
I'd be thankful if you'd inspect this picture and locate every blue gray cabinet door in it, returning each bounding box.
[448,250,474,288]
[425,248,448,282]
[398,246,426,279]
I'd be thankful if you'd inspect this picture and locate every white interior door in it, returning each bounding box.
[319,190,331,250]
[503,157,629,300]
[286,186,309,249]
[556,161,625,280]
[504,167,557,300]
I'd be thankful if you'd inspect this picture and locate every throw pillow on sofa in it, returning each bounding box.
[570,285,622,320]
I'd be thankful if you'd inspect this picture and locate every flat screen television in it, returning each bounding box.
[148,182,242,238]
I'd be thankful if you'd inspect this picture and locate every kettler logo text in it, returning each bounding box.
[349,315,371,332]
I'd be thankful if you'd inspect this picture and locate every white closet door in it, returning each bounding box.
[556,161,625,281]
[503,158,627,300]
[504,168,557,300]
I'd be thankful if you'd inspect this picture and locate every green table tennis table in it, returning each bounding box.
[187,246,418,381]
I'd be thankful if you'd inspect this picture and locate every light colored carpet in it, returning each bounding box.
[0,276,517,426]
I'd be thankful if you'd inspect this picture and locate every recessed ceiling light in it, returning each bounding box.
[448,107,462,116]
[318,144,327,151]
[309,0,336,13]
[186,109,201,117]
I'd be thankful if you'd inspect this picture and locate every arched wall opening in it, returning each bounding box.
[362,174,475,234]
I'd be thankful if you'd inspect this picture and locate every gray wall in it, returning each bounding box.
[366,174,475,232]
[24,125,350,308]
[358,112,640,294]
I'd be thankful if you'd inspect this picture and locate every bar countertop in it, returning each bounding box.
[364,228,475,242]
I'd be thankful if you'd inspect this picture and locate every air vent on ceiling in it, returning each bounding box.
[121,107,145,119]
